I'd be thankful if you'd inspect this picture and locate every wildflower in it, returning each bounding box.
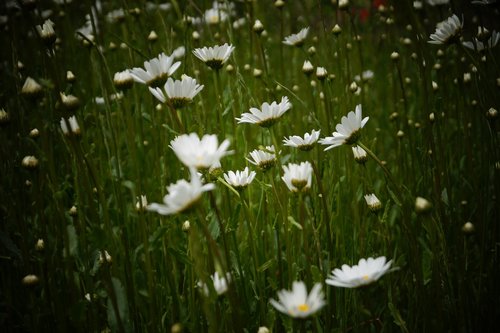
[332,24,342,35]
[147,30,158,41]
[29,128,39,138]
[192,43,235,70]
[354,70,374,82]
[149,75,204,109]
[463,31,499,52]
[198,272,231,296]
[352,145,368,164]
[247,146,278,171]
[282,162,313,193]
[148,168,215,215]
[302,60,314,76]
[253,19,264,34]
[113,70,134,90]
[275,0,285,8]
[60,116,81,136]
[283,130,320,151]
[0,108,9,125]
[236,96,292,127]
[428,14,463,45]
[415,196,432,213]
[60,92,80,110]
[135,195,148,212]
[172,46,185,59]
[22,274,39,286]
[21,77,43,97]
[316,67,327,80]
[170,133,231,170]
[270,281,325,318]
[258,327,270,333]
[462,222,475,234]
[66,70,76,83]
[364,193,382,212]
[326,256,394,288]
[339,0,350,10]
[182,220,190,232]
[129,52,181,87]
[35,239,44,251]
[22,156,39,169]
[283,27,309,47]
[319,104,369,150]
[223,167,256,190]
[36,19,56,45]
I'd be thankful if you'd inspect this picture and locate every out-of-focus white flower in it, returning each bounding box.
[426,0,449,6]
[223,167,256,190]
[270,281,325,318]
[129,52,181,87]
[136,195,148,212]
[283,27,309,47]
[428,14,463,45]
[354,70,374,82]
[302,60,314,76]
[36,19,56,44]
[149,75,204,109]
[172,46,186,59]
[113,70,134,90]
[463,31,500,52]
[147,168,215,215]
[282,161,313,193]
[351,145,368,164]
[316,67,328,80]
[170,133,231,169]
[247,146,277,171]
[326,256,394,288]
[319,104,369,150]
[198,271,231,296]
[236,96,292,127]
[193,43,235,69]
[283,130,320,151]
[21,77,43,97]
[60,116,81,136]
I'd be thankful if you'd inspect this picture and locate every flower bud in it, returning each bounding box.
[462,222,475,234]
[36,239,45,251]
[22,156,39,169]
[415,196,432,214]
[21,77,43,98]
[253,20,264,34]
[148,30,158,42]
[0,109,10,125]
[60,92,80,111]
[182,220,191,232]
[332,24,342,35]
[22,274,39,286]
[316,67,327,80]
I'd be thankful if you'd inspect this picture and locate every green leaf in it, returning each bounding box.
[287,216,303,230]
[107,277,132,333]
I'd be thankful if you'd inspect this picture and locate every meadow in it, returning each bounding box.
[1,0,499,332]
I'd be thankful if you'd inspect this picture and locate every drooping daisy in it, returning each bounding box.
[223,167,256,190]
[364,193,382,212]
[236,96,292,127]
[325,256,394,288]
[193,43,235,70]
[198,272,231,296]
[149,75,204,109]
[129,52,181,87]
[36,19,56,44]
[282,27,309,47]
[351,145,367,164]
[170,133,231,170]
[463,30,499,52]
[283,130,320,151]
[319,104,369,150]
[147,167,215,215]
[428,14,463,45]
[60,116,81,136]
[113,70,134,90]
[282,161,313,193]
[247,146,278,171]
[270,281,325,318]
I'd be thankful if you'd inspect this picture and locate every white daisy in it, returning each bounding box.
[428,14,463,45]
[147,167,215,215]
[60,116,80,136]
[351,145,367,164]
[223,167,256,190]
[283,130,320,151]
[170,133,231,170]
[247,146,277,171]
[319,104,369,150]
[282,161,313,193]
[236,96,292,127]
[364,193,382,212]
[198,272,231,296]
[113,70,134,90]
[326,256,394,288]
[270,281,325,318]
[282,27,309,47]
[149,75,204,109]
[193,43,235,69]
[463,31,500,52]
[36,19,56,43]
[129,52,181,87]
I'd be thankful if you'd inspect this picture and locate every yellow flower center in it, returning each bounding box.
[362,275,370,281]
[298,303,310,312]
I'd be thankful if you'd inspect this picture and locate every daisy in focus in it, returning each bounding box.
[364,193,382,212]
[283,27,309,47]
[247,146,278,171]
[319,104,369,150]
[129,52,181,87]
[325,256,394,288]
[283,130,320,151]
[282,161,313,193]
[270,281,325,318]
[236,96,292,128]
[223,167,256,190]
[428,14,463,45]
[192,43,235,70]
[149,75,204,109]
[147,168,215,216]
[170,133,231,170]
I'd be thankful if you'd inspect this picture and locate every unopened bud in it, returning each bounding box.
[415,196,432,214]
[22,274,39,286]
[22,156,39,169]
[462,222,475,234]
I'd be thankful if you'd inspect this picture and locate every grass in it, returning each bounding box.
[0,0,499,332]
